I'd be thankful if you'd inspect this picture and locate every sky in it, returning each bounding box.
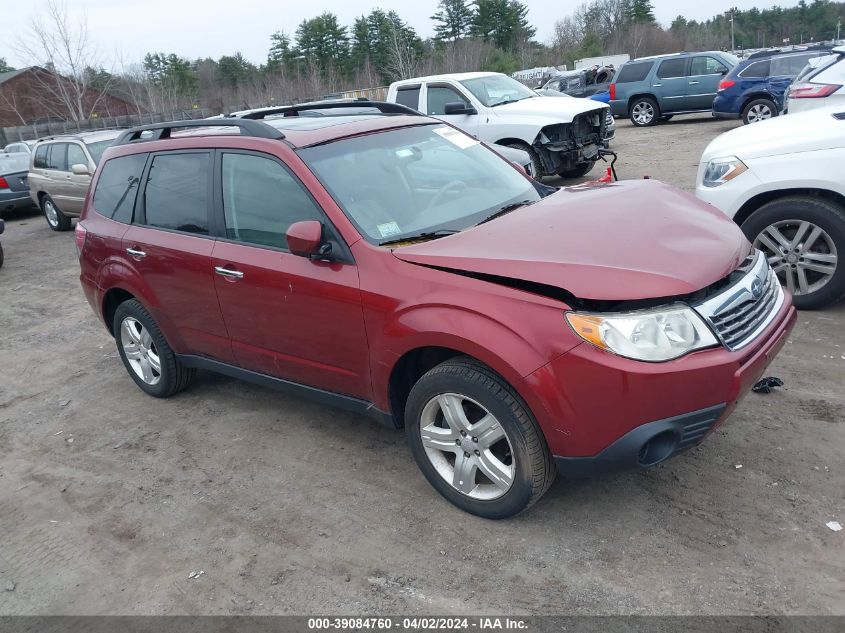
[1,0,792,69]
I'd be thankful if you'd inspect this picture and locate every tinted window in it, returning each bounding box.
[143,153,210,234]
[34,145,48,168]
[690,56,728,76]
[67,143,87,169]
[771,53,814,76]
[221,153,323,250]
[395,86,421,110]
[93,154,147,223]
[616,61,653,83]
[46,143,67,171]
[739,60,771,78]
[85,139,113,165]
[657,58,687,78]
[427,86,469,115]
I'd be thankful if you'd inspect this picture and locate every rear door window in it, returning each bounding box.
[46,143,68,171]
[395,86,421,110]
[690,56,728,76]
[657,58,688,79]
[142,152,210,235]
[739,60,771,78]
[34,145,49,168]
[93,153,147,223]
[616,62,653,83]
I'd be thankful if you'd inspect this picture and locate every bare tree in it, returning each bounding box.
[16,0,113,123]
[383,22,419,81]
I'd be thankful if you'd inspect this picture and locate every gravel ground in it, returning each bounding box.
[0,114,843,615]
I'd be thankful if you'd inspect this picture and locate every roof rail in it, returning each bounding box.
[238,100,421,120]
[114,118,285,146]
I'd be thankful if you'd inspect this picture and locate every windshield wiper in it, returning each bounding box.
[379,229,460,247]
[477,200,535,225]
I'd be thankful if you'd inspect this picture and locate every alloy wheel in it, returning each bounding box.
[747,104,772,123]
[120,317,162,385]
[754,219,838,296]
[44,200,59,227]
[419,393,515,500]
[632,102,654,125]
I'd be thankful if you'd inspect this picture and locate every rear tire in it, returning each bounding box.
[41,195,71,232]
[500,142,543,179]
[0,243,4,269]
[557,162,594,179]
[113,299,196,397]
[405,357,555,519]
[741,196,845,309]
[742,98,777,124]
[629,97,659,126]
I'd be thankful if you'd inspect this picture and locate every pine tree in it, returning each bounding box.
[432,0,474,41]
[267,31,295,73]
[628,0,655,24]
[0,58,13,73]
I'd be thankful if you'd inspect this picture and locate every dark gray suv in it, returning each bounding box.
[610,52,739,126]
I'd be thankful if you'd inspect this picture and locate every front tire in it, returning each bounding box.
[500,142,543,179]
[113,299,196,397]
[742,98,777,124]
[629,97,659,126]
[405,357,555,519]
[741,196,845,309]
[41,195,71,232]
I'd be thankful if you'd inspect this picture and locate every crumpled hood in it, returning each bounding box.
[393,179,750,301]
[492,95,608,124]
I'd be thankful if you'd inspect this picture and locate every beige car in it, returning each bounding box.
[28,130,123,231]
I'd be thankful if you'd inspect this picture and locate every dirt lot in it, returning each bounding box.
[1,114,843,616]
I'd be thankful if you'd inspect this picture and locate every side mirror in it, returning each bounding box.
[286,220,327,259]
[71,163,90,176]
[444,102,477,115]
[510,160,528,176]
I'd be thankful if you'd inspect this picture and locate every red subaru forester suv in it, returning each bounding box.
[77,102,796,518]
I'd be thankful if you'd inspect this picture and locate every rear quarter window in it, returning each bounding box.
[739,60,771,78]
[92,153,147,223]
[33,145,48,168]
[616,62,653,83]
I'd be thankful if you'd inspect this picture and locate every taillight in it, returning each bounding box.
[718,80,736,91]
[609,83,616,100]
[75,222,88,259]
[788,82,842,98]
[0,176,8,189]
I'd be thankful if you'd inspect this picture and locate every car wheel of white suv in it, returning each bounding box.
[742,196,845,309]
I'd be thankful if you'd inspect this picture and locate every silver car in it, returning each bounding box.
[28,130,123,231]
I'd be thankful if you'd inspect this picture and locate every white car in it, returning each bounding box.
[386,72,611,178]
[785,46,845,114]
[696,104,845,308]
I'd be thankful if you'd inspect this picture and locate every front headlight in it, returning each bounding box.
[565,305,719,362]
[702,156,747,188]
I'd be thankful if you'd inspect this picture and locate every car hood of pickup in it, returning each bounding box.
[392,179,750,302]
[493,95,608,123]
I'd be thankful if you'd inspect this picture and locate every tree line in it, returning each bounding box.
[2,0,844,124]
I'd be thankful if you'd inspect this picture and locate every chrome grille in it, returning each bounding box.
[694,250,784,351]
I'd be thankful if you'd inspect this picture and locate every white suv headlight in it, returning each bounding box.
[566,305,719,362]
[702,156,747,188]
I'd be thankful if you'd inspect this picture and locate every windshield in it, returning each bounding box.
[298,124,540,245]
[459,75,537,107]
[85,139,114,165]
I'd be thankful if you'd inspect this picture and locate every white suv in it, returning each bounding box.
[387,72,611,179]
[696,104,845,308]
[785,46,845,114]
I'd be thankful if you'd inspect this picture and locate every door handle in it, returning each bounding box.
[689,81,700,85]
[126,247,146,259]
[652,83,662,87]
[214,266,244,280]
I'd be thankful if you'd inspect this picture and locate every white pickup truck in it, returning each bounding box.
[386,71,612,178]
